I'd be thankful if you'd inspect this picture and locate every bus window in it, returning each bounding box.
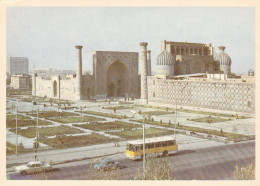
[155,142,161,148]
[161,141,167,147]
[127,144,135,151]
[167,140,175,146]
[148,143,154,149]
[135,146,141,151]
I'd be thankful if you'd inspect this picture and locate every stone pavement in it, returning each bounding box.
[6,134,226,173]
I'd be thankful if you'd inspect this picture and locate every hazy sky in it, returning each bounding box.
[6,7,255,75]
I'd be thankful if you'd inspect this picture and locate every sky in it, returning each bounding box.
[6,7,255,75]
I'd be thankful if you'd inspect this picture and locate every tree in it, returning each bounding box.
[232,126,237,134]
[19,142,25,150]
[233,164,255,180]
[11,103,16,110]
[49,98,53,106]
[134,156,175,180]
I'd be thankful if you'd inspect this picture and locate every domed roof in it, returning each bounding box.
[156,51,175,65]
[218,46,231,65]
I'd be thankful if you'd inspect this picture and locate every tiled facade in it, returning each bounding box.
[147,77,255,114]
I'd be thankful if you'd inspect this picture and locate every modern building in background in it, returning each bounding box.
[8,57,29,75]
[10,74,31,89]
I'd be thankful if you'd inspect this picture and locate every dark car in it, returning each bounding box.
[94,159,122,171]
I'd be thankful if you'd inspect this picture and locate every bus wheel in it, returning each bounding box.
[162,150,168,157]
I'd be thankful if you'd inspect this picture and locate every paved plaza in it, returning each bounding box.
[6,97,255,150]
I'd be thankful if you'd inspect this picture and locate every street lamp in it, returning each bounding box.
[142,116,146,179]
[131,110,147,179]
[15,99,18,155]
[34,101,39,161]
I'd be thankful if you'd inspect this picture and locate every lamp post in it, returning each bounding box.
[15,99,18,155]
[35,101,39,161]
[131,110,147,179]
[142,116,146,179]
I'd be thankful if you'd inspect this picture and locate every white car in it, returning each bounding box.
[15,161,52,175]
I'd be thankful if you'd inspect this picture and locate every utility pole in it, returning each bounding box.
[143,117,146,179]
[16,102,18,155]
[174,83,177,142]
[35,102,39,161]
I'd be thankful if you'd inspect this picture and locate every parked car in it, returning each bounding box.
[94,159,122,171]
[15,161,52,175]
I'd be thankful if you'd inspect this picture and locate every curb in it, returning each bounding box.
[6,151,125,173]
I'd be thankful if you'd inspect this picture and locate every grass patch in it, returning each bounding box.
[6,114,31,120]
[39,133,119,149]
[6,142,33,156]
[73,121,140,131]
[131,119,246,140]
[6,118,53,128]
[79,110,129,119]
[9,125,84,138]
[136,105,251,119]
[49,116,105,123]
[28,111,79,118]
[119,101,134,104]
[107,127,174,140]
[104,105,134,110]
[141,110,172,116]
[190,116,231,123]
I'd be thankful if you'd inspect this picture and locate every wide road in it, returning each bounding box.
[7,141,255,180]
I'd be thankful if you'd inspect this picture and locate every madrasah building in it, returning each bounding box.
[32,40,255,114]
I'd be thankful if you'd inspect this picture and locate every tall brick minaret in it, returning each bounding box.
[75,45,83,100]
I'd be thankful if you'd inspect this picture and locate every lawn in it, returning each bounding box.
[107,127,174,140]
[136,105,251,119]
[6,118,53,128]
[39,133,119,149]
[28,111,79,118]
[9,125,84,138]
[6,114,31,120]
[6,142,33,156]
[131,119,246,140]
[73,121,140,131]
[49,116,105,123]
[189,116,231,124]
[141,110,172,117]
[104,105,134,110]
[79,110,129,119]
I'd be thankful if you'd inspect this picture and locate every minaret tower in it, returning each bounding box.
[139,42,148,103]
[75,45,83,100]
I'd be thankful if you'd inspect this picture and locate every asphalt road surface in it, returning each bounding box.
[7,141,255,180]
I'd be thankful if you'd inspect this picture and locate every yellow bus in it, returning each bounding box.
[125,136,178,160]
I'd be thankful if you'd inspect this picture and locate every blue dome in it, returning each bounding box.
[218,46,231,65]
[156,51,175,65]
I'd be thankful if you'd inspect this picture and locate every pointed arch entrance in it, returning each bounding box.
[107,60,129,97]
